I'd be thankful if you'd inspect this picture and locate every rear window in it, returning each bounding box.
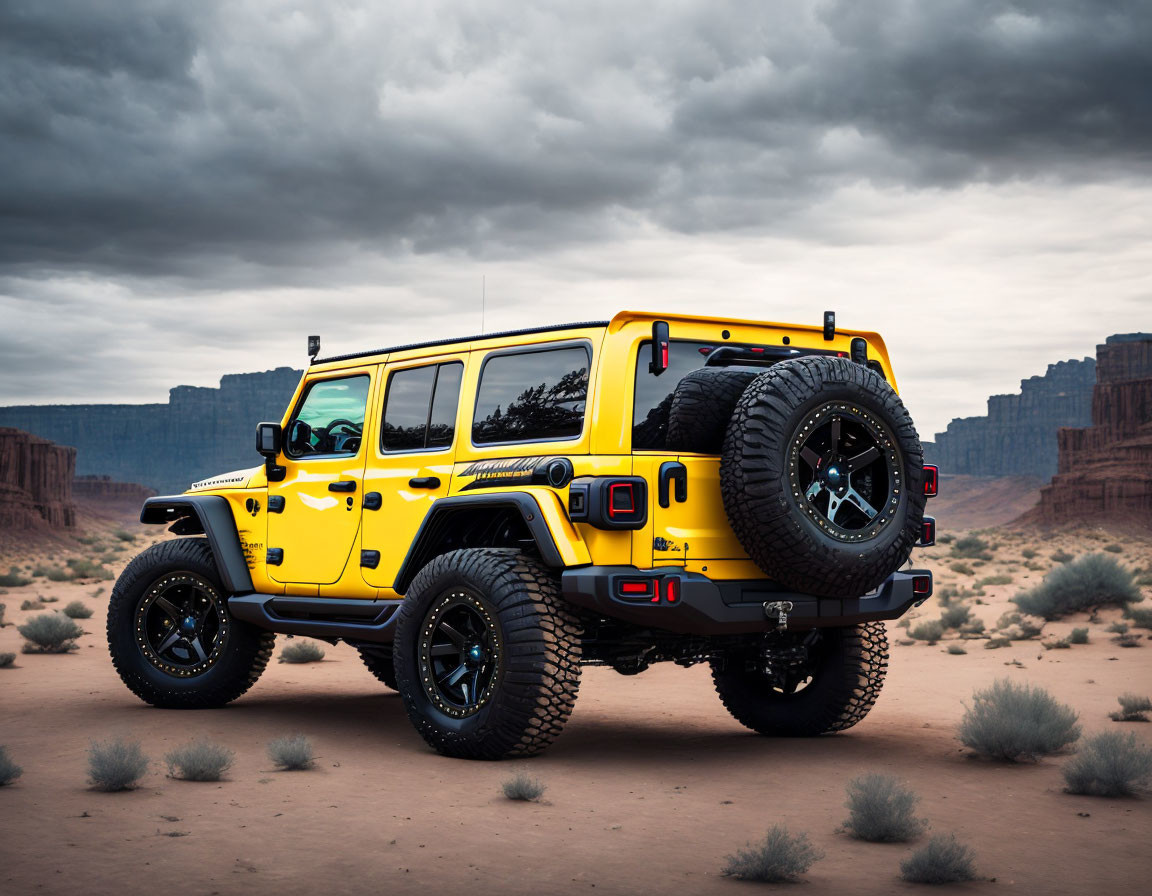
[632,340,712,450]
[472,345,590,445]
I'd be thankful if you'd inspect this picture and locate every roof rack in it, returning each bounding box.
[315,320,611,365]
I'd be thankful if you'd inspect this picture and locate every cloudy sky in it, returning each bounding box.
[1,0,1148,438]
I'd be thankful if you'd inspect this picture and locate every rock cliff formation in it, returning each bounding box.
[924,357,1096,478]
[72,475,157,504]
[1030,334,1152,526]
[0,428,77,529]
[0,368,303,495]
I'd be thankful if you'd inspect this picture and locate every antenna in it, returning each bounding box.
[481,276,486,334]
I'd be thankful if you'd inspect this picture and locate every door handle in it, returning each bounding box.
[658,462,688,508]
[408,476,441,489]
[328,480,357,492]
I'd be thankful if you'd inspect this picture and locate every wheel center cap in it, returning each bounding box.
[466,644,486,665]
[181,616,197,633]
[826,466,843,486]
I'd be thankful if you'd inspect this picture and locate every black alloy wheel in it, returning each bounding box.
[136,572,229,678]
[417,591,501,718]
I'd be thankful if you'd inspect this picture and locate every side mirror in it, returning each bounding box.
[256,422,282,458]
[649,320,670,376]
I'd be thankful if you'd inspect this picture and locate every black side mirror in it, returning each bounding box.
[256,422,282,458]
[649,320,670,376]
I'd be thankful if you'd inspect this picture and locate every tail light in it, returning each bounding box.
[569,477,647,530]
[664,577,680,603]
[614,574,681,605]
[608,482,636,518]
[912,574,933,597]
[923,465,939,497]
[918,516,936,547]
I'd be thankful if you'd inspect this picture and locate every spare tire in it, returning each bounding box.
[721,356,925,598]
[667,367,761,453]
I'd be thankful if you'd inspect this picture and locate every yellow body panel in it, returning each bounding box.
[183,311,901,595]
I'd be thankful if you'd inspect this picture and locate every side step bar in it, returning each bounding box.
[228,594,402,644]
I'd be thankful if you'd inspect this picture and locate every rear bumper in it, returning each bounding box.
[560,567,932,635]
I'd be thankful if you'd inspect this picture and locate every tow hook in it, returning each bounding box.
[764,600,794,630]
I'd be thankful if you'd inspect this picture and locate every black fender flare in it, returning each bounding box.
[139,495,255,595]
[393,493,565,594]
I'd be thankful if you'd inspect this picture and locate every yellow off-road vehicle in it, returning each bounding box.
[108,311,936,759]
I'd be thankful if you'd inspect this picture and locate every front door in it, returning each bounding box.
[268,371,374,585]
[361,356,466,590]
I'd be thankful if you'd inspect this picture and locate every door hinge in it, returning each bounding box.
[268,496,285,513]
[360,550,381,569]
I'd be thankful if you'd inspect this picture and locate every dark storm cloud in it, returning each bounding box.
[0,0,1149,284]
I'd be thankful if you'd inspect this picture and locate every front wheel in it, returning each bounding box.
[393,549,582,760]
[107,539,274,708]
[711,622,889,736]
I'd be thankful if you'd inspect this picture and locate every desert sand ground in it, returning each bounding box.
[1,519,1150,896]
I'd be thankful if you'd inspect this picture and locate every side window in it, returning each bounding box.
[472,345,590,445]
[632,340,712,450]
[381,362,464,452]
[286,375,370,458]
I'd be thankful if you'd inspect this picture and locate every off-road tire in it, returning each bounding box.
[359,646,398,691]
[393,549,582,760]
[666,367,760,454]
[711,622,889,736]
[107,538,274,708]
[721,356,925,598]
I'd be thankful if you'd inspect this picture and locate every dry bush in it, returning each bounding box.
[1110,694,1152,722]
[66,558,114,580]
[723,826,823,883]
[939,604,971,629]
[1063,731,1152,797]
[19,599,45,611]
[113,529,136,542]
[0,569,31,588]
[88,738,149,791]
[978,574,1013,587]
[946,644,967,655]
[0,746,23,785]
[983,638,1010,650]
[958,679,1080,761]
[949,562,974,576]
[1108,622,1129,634]
[951,536,992,561]
[502,770,546,801]
[1043,638,1071,650]
[165,740,235,781]
[279,640,326,664]
[910,620,944,644]
[843,774,927,842]
[62,600,93,619]
[0,602,5,626]
[1125,607,1152,629]
[1102,543,1123,553]
[900,834,978,884]
[1051,550,1073,563]
[18,613,83,653]
[0,652,15,668]
[1014,554,1141,619]
[1069,627,1090,644]
[268,735,314,770]
[1021,548,1038,559]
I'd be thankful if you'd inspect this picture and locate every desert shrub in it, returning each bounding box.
[910,620,944,644]
[1043,638,1071,650]
[90,587,105,598]
[978,574,1013,587]
[88,738,149,791]
[843,774,927,842]
[959,618,986,635]
[1114,634,1142,647]
[0,602,5,625]
[502,770,546,801]
[1069,627,1090,644]
[1107,622,1129,634]
[1051,550,1074,563]
[1125,607,1152,629]
[984,637,1010,649]
[0,652,15,668]
[279,640,326,664]
[0,568,31,587]
[165,740,235,781]
[18,613,83,653]
[1136,572,1152,587]
[722,826,823,883]
[1102,543,1123,553]
[997,610,1021,629]
[37,565,71,582]
[897,617,911,628]
[1013,554,1141,619]
[1062,731,1152,797]
[0,746,23,785]
[113,529,136,542]
[949,562,974,576]
[951,536,992,561]
[946,644,967,655]
[66,558,113,580]
[900,834,978,884]
[939,604,971,629]
[19,599,45,611]
[1109,694,1152,723]
[1021,548,1038,559]
[958,679,1080,761]
[937,534,954,545]
[62,600,93,619]
[268,735,314,770]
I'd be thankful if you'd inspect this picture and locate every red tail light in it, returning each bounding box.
[664,577,680,603]
[923,464,938,497]
[608,482,636,518]
[912,574,933,597]
[918,516,936,547]
[620,581,650,596]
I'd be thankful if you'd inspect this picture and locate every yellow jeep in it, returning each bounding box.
[108,311,936,759]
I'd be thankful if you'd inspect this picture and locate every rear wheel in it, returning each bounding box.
[711,622,889,736]
[359,646,398,691]
[393,549,582,760]
[107,539,274,708]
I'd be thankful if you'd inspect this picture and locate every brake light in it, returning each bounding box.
[664,577,680,603]
[912,574,933,597]
[923,465,938,497]
[918,516,936,547]
[608,482,635,518]
[620,581,650,595]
